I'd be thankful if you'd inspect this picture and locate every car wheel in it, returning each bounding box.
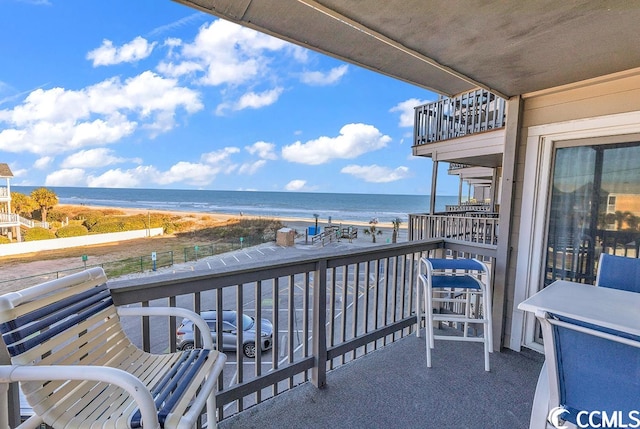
[181,342,195,351]
[243,342,256,358]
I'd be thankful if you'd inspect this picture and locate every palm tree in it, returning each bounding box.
[10,192,37,217]
[614,210,626,230]
[624,212,639,231]
[391,217,402,243]
[30,187,58,224]
[363,218,383,243]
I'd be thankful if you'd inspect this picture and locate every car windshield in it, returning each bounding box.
[241,313,254,330]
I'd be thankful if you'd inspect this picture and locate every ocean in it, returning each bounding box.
[12,186,459,224]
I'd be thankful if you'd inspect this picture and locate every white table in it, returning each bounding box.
[518,280,640,337]
[519,280,640,429]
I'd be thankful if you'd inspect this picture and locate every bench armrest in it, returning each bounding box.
[0,365,160,429]
[117,306,215,350]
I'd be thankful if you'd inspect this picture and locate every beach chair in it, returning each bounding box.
[0,267,226,429]
[530,310,640,429]
[416,257,493,371]
[595,253,640,292]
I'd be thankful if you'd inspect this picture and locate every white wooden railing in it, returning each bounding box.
[0,213,49,229]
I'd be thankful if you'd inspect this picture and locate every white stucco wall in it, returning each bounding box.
[0,228,164,257]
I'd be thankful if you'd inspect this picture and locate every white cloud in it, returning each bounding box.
[33,156,53,169]
[281,123,391,165]
[245,141,277,160]
[45,168,86,186]
[174,19,288,86]
[87,37,156,67]
[9,166,27,177]
[61,148,139,168]
[0,71,202,155]
[285,179,307,191]
[341,164,411,183]
[238,160,266,175]
[147,13,206,38]
[300,65,348,86]
[156,161,221,186]
[201,147,240,164]
[156,60,203,78]
[236,88,283,110]
[216,87,283,115]
[87,167,148,188]
[390,98,431,128]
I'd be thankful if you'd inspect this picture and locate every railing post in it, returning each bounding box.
[312,259,327,388]
[1,343,19,428]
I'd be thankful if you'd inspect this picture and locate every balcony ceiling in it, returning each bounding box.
[173,0,640,98]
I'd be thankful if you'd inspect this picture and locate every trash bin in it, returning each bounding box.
[276,227,295,246]
[307,226,320,236]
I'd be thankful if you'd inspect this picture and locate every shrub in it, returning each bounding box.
[76,211,105,229]
[24,227,56,241]
[47,209,70,223]
[56,224,89,238]
[122,215,148,230]
[90,222,126,234]
[172,220,198,233]
[0,236,11,244]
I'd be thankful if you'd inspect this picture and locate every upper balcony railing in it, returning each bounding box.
[409,213,499,245]
[413,89,506,145]
[5,238,497,426]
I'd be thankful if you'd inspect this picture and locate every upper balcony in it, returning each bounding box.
[413,89,506,168]
[4,238,542,427]
[414,89,506,146]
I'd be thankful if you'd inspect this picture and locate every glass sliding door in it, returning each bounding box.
[544,141,640,287]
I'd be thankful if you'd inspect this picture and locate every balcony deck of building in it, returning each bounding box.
[219,334,543,429]
[4,236,543,427]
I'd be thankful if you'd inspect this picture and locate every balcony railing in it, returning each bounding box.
[413,88,506,145]
[0,213,49,229]
[5,238,497,426]
[409,214,499,245]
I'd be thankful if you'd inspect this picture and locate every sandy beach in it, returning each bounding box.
[1,204,407,293]
[57,203,403,229]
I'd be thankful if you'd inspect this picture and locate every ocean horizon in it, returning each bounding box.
[13,186,460,224]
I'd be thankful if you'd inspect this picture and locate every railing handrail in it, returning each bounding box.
[408,213,499,244]
[0,213,49,229]
[9,238,497,423]
[110,239,468,301]
[0,213,18,223]
[413,88,506,145]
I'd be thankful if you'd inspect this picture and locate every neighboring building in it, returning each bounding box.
[176,2,640,353]
[0,163,20,242]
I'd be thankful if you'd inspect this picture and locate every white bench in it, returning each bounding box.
[0,267,226,429]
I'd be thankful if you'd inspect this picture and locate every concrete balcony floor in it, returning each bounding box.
[219,333,544,429]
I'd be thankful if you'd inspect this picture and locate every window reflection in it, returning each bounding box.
[544,142,640,287]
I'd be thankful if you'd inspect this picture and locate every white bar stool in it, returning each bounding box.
[416,257,493,371]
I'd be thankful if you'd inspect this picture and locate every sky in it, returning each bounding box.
[0,0,460,196]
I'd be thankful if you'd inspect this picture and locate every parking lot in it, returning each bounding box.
[114,235,406,414]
